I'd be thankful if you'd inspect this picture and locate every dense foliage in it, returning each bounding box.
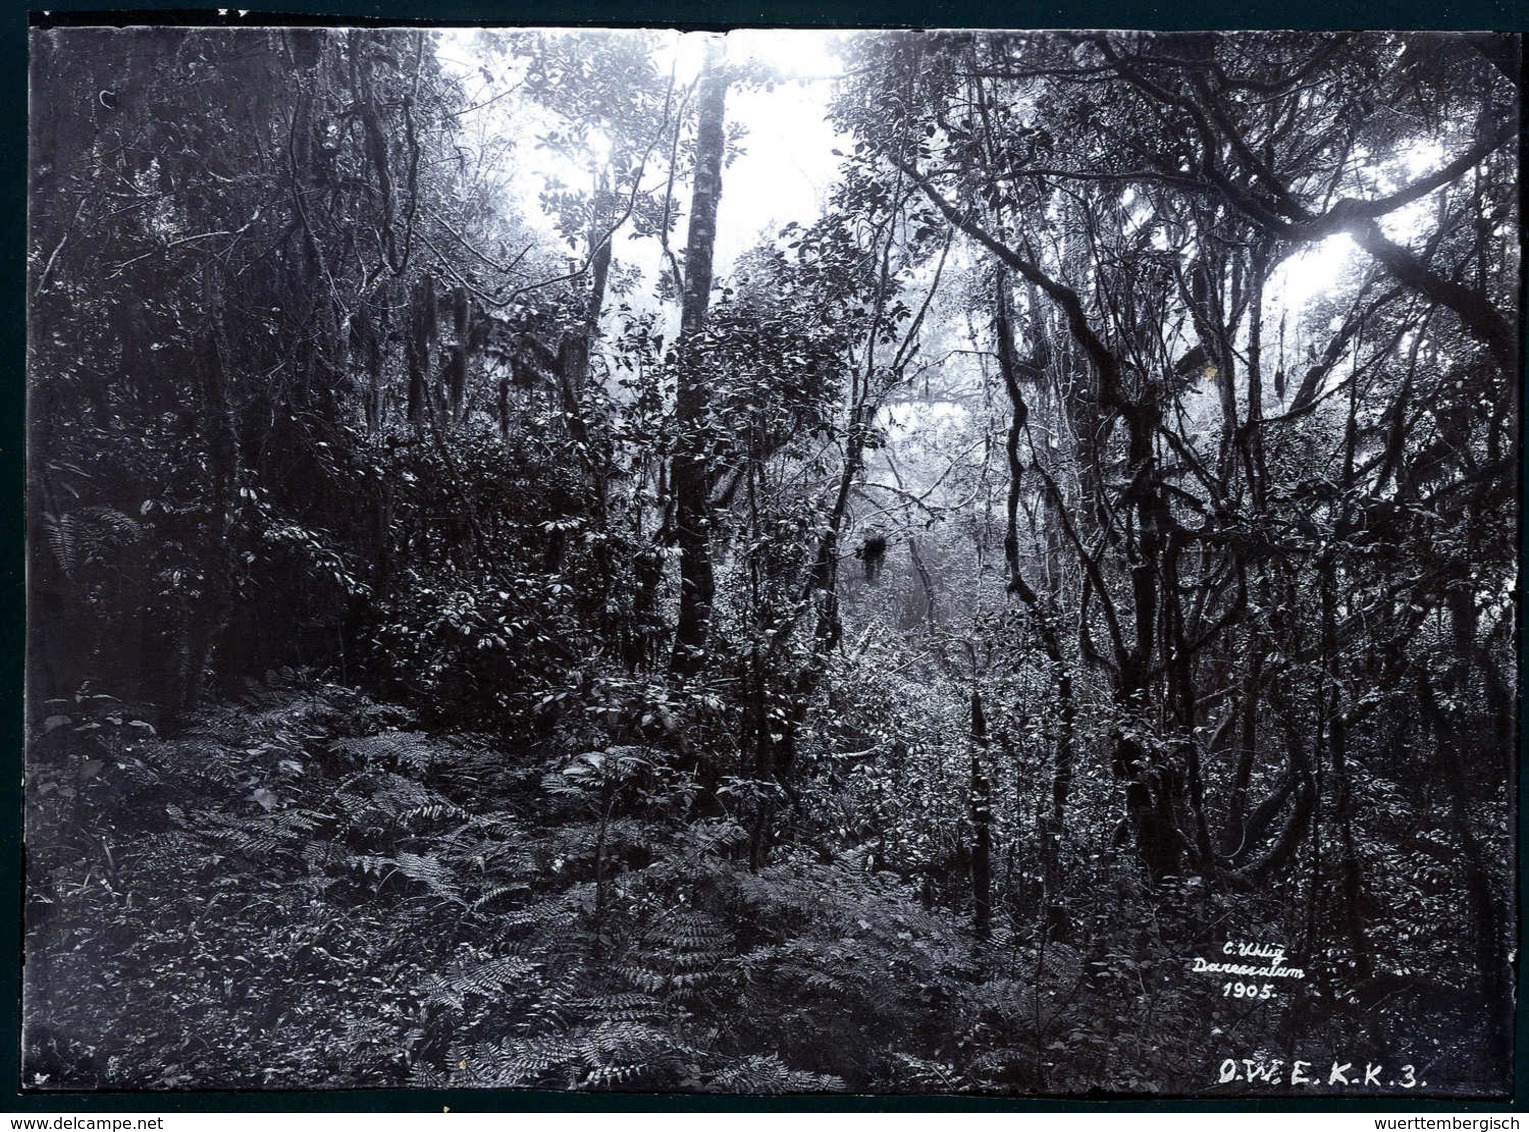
[26,27,1517,1095]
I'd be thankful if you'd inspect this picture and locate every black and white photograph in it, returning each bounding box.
[23,23,1520,1097]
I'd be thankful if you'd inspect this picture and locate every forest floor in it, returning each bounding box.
[21,675,1498,1096]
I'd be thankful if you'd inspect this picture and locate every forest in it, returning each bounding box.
[23,26,1519,1096]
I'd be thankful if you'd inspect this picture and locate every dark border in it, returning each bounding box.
[19,1,1529,29]
[7,2,1527,1115]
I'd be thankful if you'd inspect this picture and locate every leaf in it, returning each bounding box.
[42,715,71,734]
[251,787,279,811]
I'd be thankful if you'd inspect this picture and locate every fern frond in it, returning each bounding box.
[406,1062,447,1088]
[644,909,730,952]
[43,511,79,578]
[709,1053,845,1094]
[333,771,465,835]
[395,850,462,901]
[345,850,462,903]
[467,880,531,912]
[43,506,141,578]
[418,950,539,1009]
[1039,941,1083,986]
[463,1034,578,1087]
[563,993,666,1023]
[882,1051,966,1092]
[331,731,440,774]
[202,808,327,857]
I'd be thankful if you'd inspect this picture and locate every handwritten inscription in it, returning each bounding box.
[1189,939,1305,996]
[1218,1057,1426,1089]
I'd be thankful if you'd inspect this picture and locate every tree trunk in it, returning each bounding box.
[1119,406,1182,882]
[669,36,727,680]
[1240,240,1269,507]
[406,273,435,430]
[558,190,613,498]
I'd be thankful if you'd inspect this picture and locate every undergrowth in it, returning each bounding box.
[23,674,1491,1094]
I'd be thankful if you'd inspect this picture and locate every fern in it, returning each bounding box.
[541,815,649,863]
[333,770,465,837]
[645,909,730,952]
[709,1054,846,1094]
[203,808,328,858]
[456,1017,690,1091]
[563,992,666,1023]
[467,880,531,912]
[518,967,583,1033]
[617,908,734,1001]
[881,1051,967,1092]
[300,838,341,873]
[500,887,593,934]
[43,505,141,578]
[416,948,539,1010]
[405,1061,447,1088]
[1039,940,1084,986]
[331,731,441,774]
[346,850,463,903]
[444,1035,578,1088]
[682,818,751,857]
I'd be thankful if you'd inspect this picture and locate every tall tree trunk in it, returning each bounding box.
[1240,240,1269,508]
[406,272,435,430]
[669,36,727,680]
[1163,528,1214,870]
[558,182,614,504]
[1117,405,1182,882]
